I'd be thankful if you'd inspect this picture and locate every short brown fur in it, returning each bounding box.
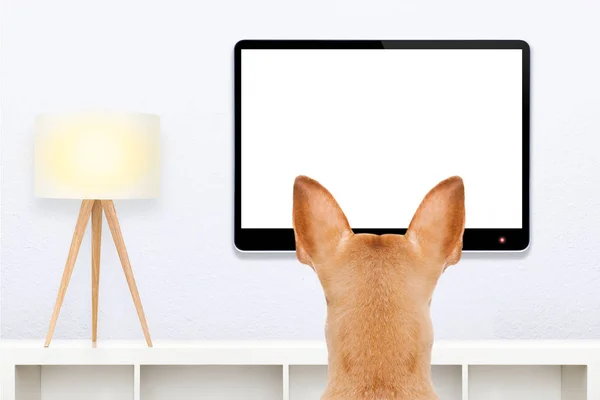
[293,175,465,400]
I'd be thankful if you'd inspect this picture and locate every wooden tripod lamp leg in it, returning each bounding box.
[91,201,102,347]
[101,200,153,347]
[45,200,95,348]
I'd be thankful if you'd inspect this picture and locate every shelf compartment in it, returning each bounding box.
[468,365,587,400]
[431,365,462,399]
[289,365,327,400]
[140,365,283,400]
[289,365,462,399]
[16,365,134,400]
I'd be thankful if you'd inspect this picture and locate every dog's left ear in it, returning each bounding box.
[406,176,465,269]
[293,175,352,268]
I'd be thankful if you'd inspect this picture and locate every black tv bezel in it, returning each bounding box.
[234,40,530,252]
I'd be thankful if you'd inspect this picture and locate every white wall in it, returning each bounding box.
[1,0,599,340]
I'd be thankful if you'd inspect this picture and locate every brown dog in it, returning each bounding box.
[293,175,465,400]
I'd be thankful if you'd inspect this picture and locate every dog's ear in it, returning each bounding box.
[406,176,465,269]
[293,176,352,267]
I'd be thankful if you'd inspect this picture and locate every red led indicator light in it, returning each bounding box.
[499,237,506,244]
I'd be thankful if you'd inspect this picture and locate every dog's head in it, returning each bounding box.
[293,175,465,373]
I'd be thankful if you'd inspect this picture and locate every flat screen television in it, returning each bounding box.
[235,40,530,252]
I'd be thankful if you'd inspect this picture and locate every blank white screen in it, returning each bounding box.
[241,49,523,229]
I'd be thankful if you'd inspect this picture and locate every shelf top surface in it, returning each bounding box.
[3,340,600,367]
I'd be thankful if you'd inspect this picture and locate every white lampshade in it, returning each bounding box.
[35,111,160,199]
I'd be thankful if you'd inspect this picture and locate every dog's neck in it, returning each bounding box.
[323,309,438,400]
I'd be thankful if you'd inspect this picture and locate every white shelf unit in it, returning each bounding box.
[1,340,599,399]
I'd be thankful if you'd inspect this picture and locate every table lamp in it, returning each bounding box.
[35,111,160,348]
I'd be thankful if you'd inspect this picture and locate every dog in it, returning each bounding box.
[292,175,465,400]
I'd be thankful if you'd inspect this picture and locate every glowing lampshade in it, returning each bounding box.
[35,111,160,199]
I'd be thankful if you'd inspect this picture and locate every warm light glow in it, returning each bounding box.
[35,111,160,199]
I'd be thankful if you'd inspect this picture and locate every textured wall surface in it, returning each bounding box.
[1,0,600,340]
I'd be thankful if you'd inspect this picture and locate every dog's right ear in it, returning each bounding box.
[293,176,353,268]
[406,176,465,270]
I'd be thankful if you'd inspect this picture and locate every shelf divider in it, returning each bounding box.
[587,364,600,400]
[461,364,469,400]
[134,364,141,400]
[1,363,16,400]
[282,364,290,400]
